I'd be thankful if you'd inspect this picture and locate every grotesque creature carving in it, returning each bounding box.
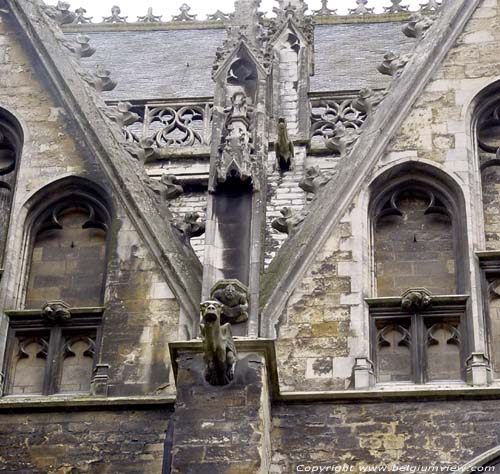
[82,65,117,93]
[377,52,409,77]
[42,300,71,322]
[63,34,96,59]
[200,300,237,385]
[125,137,157,164]
[173,212,206,245]
[271,206,308,236]
[274,118,294,172]
[299,166,330,196]
[146,174,184,204]
[402,13,435,39]
[401,288,432,312]
[211,279,249,324]
[324,123,359,156]
[41,1,76,25]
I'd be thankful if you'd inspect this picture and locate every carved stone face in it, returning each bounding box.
[200,300,223,323]
[224,285,236,300]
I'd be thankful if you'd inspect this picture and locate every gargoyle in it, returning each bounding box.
[274,117,294,172]
[211,280,249,324]
[146,174,183,203]
[200,300,237,386]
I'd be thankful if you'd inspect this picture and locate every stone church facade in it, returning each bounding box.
[1,0,500,472]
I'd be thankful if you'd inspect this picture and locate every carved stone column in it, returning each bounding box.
[353,357,375,389]
[466,352,491,387]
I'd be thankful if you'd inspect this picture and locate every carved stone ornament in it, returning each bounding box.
[352,88,385,115]
[173,212,206,245]
[172,3,197,22]
[206,10,230,21]
[146,174,184,203]
[216,92,259,189]
[377,51,409,77]
[63,34,95,59]
[324,122,360,156]
[74,7,93,24]
[41,300,72,322]
[104,102,140,130]
[384,0,409,13]
[82,65,117,93]
[312,0,337,17]
[419,0,441,12]
[41,1,76,25]
[102,6,127,23]
[401,288,432,312]
[271,206,308,236]
[299,166,330,195]
[488,280,500,299]
[274,117,294,172]
[349,0,375,15]
[137,8,162,23]
[403,13,435,39]
[200,300,237,386]
[125,137,158,164]
[210,279,249,325]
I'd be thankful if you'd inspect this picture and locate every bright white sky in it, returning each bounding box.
[54,0,431,21]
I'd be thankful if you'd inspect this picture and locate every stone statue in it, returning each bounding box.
[401,288,432,312]
[211,279,249,324]
[200,300,237,385]
[299,166,330,196]
[271,206,308,236]
[274,117,294,172]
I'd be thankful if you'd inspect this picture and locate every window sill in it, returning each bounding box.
[0,393,175,411]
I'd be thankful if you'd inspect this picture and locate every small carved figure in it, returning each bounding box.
[299,166,330,196]
[74,7,93,24]
[377,52,409,77]
[83,65,117,93]
[102,6,127,23]
[271,206,308,236]
[401,288,432,312]
[324,123,359,156]
[42,1,76,25]
[146,174,184,203]
[125,137,157,164]
[402,13,435,39]
[137,7,162,23]
[42,300,71,322]
[172,3,197,21]
[200,300,237,385]
[211,280,249,324]
[104,102,139,129]
[352,88,385,115]
[173,212,206,244]
[274,118,294,172]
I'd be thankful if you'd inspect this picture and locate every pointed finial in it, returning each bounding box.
[172,3,197,21]
[102,5,127,23]
[384,0,409,13]
[349,0,375,15]
[313,0,337,16]
[137,7,162,23]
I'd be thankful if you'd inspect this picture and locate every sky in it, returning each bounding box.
[53,0,432,22]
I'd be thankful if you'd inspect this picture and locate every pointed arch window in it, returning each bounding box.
[2,181,111,396]
[368,166,469,384]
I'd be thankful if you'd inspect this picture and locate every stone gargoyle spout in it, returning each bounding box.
[200,300,237,386]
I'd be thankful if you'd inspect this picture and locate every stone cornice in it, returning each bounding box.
[260,0,483,337]
[6,0,202,323]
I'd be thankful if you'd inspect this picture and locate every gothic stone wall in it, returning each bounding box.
[0,408,171,473]
[270,398,500,472]
[0,13,180,397]
[277,0,500,392]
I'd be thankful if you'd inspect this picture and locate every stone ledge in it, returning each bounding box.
[280,385,500,403]
[0,394,175,412]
